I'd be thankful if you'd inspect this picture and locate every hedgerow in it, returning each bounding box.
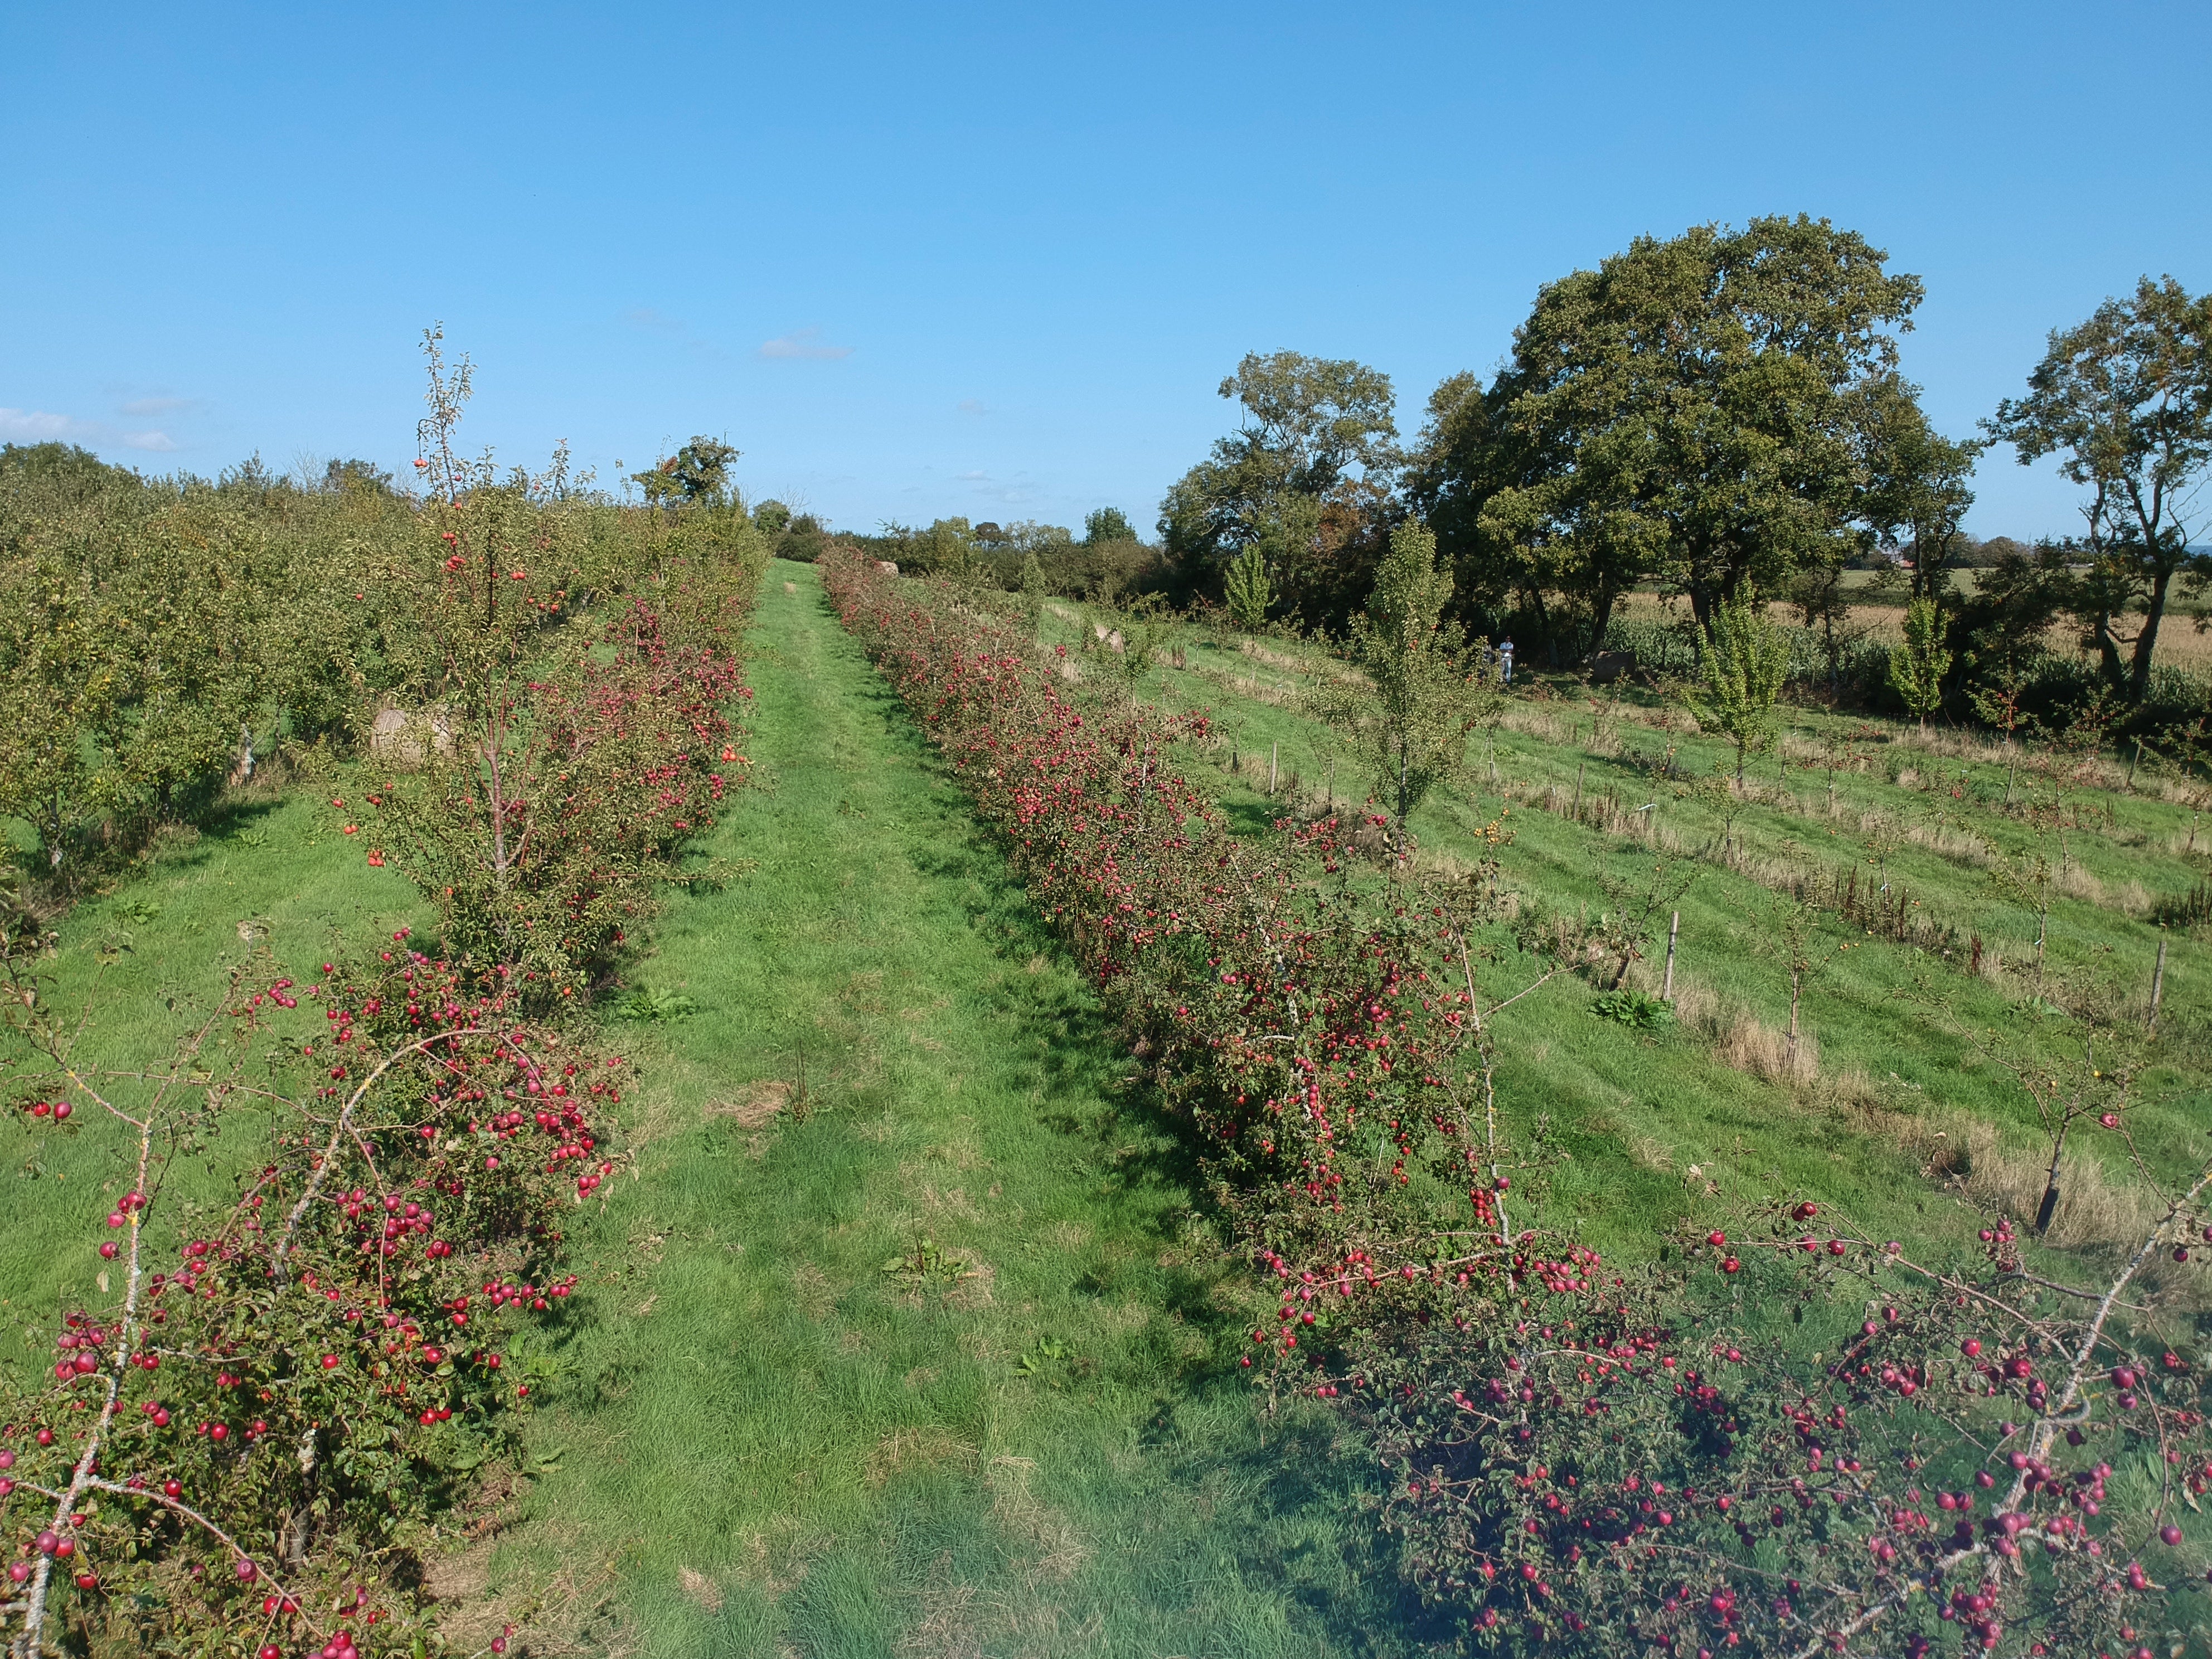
[0,336,765,902]
[2,942,619,1656]
[1,345,765,1655]
[822,545,2212,1658]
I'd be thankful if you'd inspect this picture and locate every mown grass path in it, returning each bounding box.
[465,563,1403,1658]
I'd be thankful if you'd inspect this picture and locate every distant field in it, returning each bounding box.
[1614,584,2212,673]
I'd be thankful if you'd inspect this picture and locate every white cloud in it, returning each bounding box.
[756,327,852,361]
[117,395,194,417]
[0,408,86,443]
[3,405,186,454]
[963,469,1039,505]
[623,307,730,363]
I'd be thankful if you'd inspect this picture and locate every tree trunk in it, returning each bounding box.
[2092,601,2128,690]
[2131,567,2172,704]
[1397,746,1409,865]
[2034,1125,2066,1236]
[1787,969,1801,1069]
[1589,582,1621,664]
[1524,586,1553,661]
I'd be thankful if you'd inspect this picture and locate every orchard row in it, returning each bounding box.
[823,546,2212,1659]
[1,460,767,1656]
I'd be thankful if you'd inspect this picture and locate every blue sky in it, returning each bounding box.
[3,1,2206,539]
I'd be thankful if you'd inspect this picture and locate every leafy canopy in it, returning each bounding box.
[1410,216,1945,649]
[1161,351,1401,629]
[632,435,743,508]
[1985,274,2212,702]
[1083,506,1137,545]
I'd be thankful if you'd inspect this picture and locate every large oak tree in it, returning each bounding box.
[1408,216,1965,652]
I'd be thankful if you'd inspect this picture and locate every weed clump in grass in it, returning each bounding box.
[1588,988,1671,1030]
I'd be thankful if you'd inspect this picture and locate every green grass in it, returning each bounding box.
[1037,599,2212,1270]
[0,790,425,1327]
[12,560,2209,1656]
[439,564,1418,1657]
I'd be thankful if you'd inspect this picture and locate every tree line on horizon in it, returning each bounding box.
[12,215,2206,736]
[869,215,2210,736]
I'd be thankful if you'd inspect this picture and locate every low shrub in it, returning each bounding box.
[1588,988,1672,1030]
[0,939,622,1655]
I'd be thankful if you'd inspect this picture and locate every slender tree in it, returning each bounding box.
[1316,522,1501,860]
[1767,899,1849,1073]
[1986,275,2212,702]
[1887,594,1953,728]
[1685,583,1790,782]
[1018,550,1048,629]
[1221,544,1273,631]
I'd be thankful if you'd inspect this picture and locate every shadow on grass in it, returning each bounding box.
[1218,795,1297,840]
[1143,1387,1454,1656]
[832,642,1224,1216]
[818,594,1440,1651]
[4,788,292,898]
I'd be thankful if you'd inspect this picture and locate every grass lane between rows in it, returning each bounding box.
[456,562,1413,1658]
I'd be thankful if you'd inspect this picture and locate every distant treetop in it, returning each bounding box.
[0,440,138,507]
[1083,506,1137,545]
[632,435,742,508]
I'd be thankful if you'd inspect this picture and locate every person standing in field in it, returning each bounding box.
[1497,636,1514,685]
